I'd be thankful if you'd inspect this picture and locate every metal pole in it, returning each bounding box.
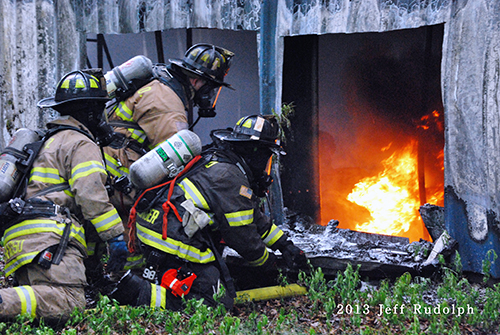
[155,31,165,64]
[259,0,277,115]
[259,1,284,226]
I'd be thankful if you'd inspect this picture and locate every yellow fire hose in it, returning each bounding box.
[86,284,308,313]
[235,284,308,304]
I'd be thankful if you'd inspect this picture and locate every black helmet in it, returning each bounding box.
[169,43,234,88]
[37,70,109,109]
[213,115,281,149]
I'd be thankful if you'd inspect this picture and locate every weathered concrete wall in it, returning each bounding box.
[278,0,451,35]
[83,0,262,33]
[443,0,500,277]
[0,0,84,149]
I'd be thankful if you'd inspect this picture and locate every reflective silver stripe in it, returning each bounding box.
[92,209,121,233]
[4,251,38,277]
[116,102,133,119]
[129,128,147,143]
[4,221,85,246]
[248,249,269,267]
[30,170,63,182]
[179,179,210,210]
[224,209,253,227]
[262,225,284,246]
[104,155,127,178]
[124,254,145,270]
[150,284,165,308]
[70,161,106,184]
[115,103,147,143]
[14,286,37,318]
[136,224,215,263]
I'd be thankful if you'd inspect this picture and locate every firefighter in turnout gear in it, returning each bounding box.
[103,43,234,271]
[0,71,125,321]
[108,114,307,311]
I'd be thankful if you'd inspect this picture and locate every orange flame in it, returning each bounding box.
[346,140,431,241]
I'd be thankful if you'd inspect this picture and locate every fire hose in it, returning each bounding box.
[234,284,307,304]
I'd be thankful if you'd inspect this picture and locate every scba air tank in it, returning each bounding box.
[129,130,202,189]
[105,55,153,100]
[0,128,41,202]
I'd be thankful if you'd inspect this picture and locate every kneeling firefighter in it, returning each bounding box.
[109,114,307,310]
[0,71,126,321]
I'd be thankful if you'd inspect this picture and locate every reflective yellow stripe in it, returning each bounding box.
[4,251,39,277]
[4,219,86,276]
[61,79,70,89]
[104,153,129,178]
[70,160,106,187]
[89,76,99,88]
[224,209,254,227]
[179,178,210,210]
[262,224,284,247]
[248,249,269,267]
[91,208,121,233]
[150,284,167,309]
[114,102,147,143]
[75,78,85,88]
[4,219,86,246]
[124,254,145,270]
[129,129,147,143]
[87,241,97,256]
[14,286,37,318]
[242,119,253,128]
[29,167,65,184]
[115,102,133,120]
[136,224,215,263]
[28,168,73,197]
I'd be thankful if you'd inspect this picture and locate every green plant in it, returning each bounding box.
[272,102,295,145]
[482,249,498,283]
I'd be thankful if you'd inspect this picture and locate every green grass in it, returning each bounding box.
[1,258,500,334]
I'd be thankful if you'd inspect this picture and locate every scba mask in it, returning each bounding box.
[92,108,127,148]
[253,153,275,198]
[234,145,275,197]
[194,83,221,118]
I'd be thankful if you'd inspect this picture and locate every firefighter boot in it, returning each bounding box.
[108,270,146,306]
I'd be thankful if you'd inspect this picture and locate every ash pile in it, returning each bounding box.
[281,204,456,280]
[225,204,456,287]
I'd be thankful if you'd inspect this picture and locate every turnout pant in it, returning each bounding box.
[0,245,87,322]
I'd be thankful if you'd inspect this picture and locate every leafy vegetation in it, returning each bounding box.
[1,255,500,334]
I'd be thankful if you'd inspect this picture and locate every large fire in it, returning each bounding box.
[319,110,444,243]
[347,141,434,242]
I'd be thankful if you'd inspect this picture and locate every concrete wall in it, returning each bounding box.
[442,0,500,277]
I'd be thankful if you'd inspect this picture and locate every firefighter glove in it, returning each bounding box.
[261,251,278,271]
[280,243,308,270]
[107,235,128,273]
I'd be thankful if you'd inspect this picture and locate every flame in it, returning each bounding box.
[346,140,431,241]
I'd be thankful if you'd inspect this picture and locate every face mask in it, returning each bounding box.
[194,84,221,118]
[239,147,274,197]
[94,121,127,148]
[87,104,126,148]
